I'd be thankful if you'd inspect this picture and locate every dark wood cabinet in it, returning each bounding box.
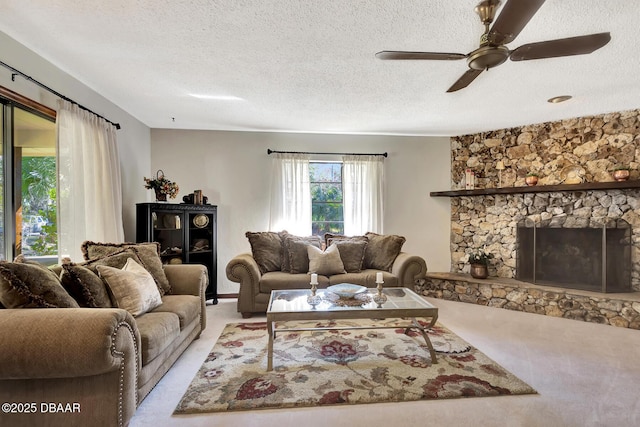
[136,203,217,304]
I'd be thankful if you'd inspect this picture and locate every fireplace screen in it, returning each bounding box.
[516,219,631,293]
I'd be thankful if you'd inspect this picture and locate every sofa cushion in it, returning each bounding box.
[285,235,322,274]
[246,231,284,274]
[259,271,329,293]
[0,261,79,308]
[60,263,113,308]
[150,294,200,330]
[97,258,163,317]
[307,243,346,276]
[364,232,406,271]
[329,270,400,288]
[135,311,181,365]
[82,241,171,295]
[334,240,368,273]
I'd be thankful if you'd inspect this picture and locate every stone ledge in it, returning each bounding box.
[418,272,640,330]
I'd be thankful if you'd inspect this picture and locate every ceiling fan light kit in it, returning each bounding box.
[376,0,611,92]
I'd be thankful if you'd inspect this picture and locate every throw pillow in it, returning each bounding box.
[245,231,284,274]
[0,261,79,308]
[60,263,113,308]
[364,232,406,271]
[307,243,346,276]
[97,258,163,317]
[82,242,171,295]
[323,233,367,247]
[285,235,322,274]
[334,240,368,273]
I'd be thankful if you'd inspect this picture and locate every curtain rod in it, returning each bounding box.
[267,149,387,158]
[0,60,121,130]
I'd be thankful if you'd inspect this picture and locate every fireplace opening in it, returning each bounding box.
[516,219,631,293]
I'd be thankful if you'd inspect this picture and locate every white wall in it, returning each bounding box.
[150,129,451,294]
[0,31,151,242]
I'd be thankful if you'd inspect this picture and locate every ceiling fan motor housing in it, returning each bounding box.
[467,45,510,70]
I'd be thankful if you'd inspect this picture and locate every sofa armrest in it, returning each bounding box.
[164,263,208,331]
[391,252,428,289]
[0,308,139,427]
[0,308,139,379]
[226,253,262,314]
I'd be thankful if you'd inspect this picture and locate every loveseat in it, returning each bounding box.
[226,231,427,317]
[0,242,208,427]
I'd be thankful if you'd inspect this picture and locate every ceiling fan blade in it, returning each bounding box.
[487,0,545,45]
[375,51,466,60]
[510,32,611,61]
[446,69,483,92]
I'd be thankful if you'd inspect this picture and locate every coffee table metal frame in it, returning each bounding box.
[266,287,438,371]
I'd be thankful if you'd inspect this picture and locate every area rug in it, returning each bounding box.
[174,320,536,414]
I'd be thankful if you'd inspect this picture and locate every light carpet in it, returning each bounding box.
[174,319,536,414]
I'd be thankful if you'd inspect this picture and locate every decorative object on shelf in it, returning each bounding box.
[373,271,387,306]
[560,165,585,184]
[183,192,209,205]
[612,166,630,182]
[525,172,539,186]
[144,170,179,201]
[191,239,210,252]
[193,213,209,228]
[468,247,494,279]
[307,273,322,306]
[465,168,475,189]
[496,160,505,188]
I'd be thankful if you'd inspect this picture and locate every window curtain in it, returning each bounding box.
[343,155,384,235]
[269,153,311,235]
[56,100,124,261]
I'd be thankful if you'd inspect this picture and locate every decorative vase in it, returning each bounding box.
[613,169,630,182]
[525,175,538,186]
[470,263,488,279]
[155,190,167,202]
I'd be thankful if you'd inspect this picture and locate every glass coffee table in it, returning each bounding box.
[266,287,438,371]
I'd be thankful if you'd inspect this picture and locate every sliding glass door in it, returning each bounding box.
[0,96,57,262]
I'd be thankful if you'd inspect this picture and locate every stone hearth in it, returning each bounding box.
[419,273,640,330]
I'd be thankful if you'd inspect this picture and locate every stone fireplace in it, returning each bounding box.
[420,108,640,329]
[516,219,631,293]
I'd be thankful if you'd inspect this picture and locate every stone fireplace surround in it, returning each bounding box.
[421,108,640,329]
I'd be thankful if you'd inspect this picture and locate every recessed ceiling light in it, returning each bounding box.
[547,95,572,103]
[189,94,243,101]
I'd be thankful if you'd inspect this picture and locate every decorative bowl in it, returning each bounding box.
[326,283,367,299]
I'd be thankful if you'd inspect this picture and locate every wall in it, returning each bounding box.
[449,109,640,291]
[150,129,451,294]
[0,31,151,243]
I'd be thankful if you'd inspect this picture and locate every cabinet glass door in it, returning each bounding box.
[152,210,184,264]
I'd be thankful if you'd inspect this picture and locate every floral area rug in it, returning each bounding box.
[174,319,536,414]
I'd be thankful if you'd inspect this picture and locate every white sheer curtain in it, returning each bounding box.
[57,100,124,261]
[269,153,311,235]
[343,155,384,235]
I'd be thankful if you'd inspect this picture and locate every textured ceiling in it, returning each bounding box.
[1,0,639,136]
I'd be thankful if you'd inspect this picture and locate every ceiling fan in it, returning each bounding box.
[375,0,611,92]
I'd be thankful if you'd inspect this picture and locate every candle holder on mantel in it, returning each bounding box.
[307,274,322,306]
[373,273,387,306]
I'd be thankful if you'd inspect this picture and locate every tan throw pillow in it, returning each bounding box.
[60,263,113,308]
[285,235,322,274]
[245,231,284,274]
[307,243,346,276]
[0,261,79,308]
[97,258,162,317]
[364,232,406,271]
[81,241,171,295]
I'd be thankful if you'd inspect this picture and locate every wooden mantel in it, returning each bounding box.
[430,180,640,197]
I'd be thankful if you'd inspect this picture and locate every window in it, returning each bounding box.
[1,92,57,262]
[310,162,344,235]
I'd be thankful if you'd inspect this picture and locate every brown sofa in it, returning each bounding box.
[226,231,427,317]
[0,257,207,427]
